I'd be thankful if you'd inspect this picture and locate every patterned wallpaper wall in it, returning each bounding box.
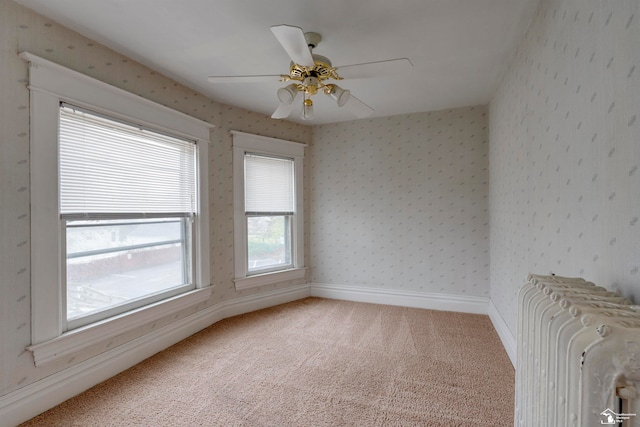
[489,0,640,336]
[0,0,311,397]
[310,108,490,296]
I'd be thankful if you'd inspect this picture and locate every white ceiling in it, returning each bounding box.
[16,0,539,125]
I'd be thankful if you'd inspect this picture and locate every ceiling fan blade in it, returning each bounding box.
[271,103,294,119]
[336,58,413,79]
[271,92,303,119]
[208,75,280,84]
[345,94,374,119]
[270,25,315,67]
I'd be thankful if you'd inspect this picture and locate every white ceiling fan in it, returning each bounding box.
[208,24,413,121]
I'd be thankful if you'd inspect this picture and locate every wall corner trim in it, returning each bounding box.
[487,299,516,367]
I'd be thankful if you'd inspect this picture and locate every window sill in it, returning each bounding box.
[27,286,212,367]
[234,267,307,291]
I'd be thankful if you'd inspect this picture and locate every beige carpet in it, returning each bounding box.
[20,297,514,426]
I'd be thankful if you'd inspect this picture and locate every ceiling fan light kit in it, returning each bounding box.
[327,84,350,107]
[208,24,413,121]
[302,97,314,120]
[277,83,298,104]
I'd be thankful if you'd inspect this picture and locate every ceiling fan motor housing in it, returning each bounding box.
[289,54,334,78]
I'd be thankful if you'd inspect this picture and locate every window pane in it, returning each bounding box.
[66,218,190,321]
[247,215,291,273]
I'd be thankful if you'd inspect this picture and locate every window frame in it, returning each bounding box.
[232,131,306,290]
[22,52,212,366]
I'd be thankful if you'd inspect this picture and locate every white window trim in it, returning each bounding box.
[21,52,212,366]
[231,131,306,290]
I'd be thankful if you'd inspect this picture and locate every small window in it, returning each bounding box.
[59,104,197,329]
[232,131,306,290]
[244,153,294,275]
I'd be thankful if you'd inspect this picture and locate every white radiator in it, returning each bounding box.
[515,274,640,426]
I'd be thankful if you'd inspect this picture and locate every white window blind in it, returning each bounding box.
[59,104,196,215]
[244,154,294,215]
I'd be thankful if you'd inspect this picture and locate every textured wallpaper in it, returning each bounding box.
[310,108,490,296]
[0,0,311,397]
[489,0,640,336]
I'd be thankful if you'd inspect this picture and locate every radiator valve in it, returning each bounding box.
[617,383,637,400]
[596,324,611,338]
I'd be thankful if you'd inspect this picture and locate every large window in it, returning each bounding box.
[232,131,306,290]
[59,105,197,328]
[23,52,211,366]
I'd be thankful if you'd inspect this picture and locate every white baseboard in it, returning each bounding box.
[310,283,489,314]
[217,283,311,318]
[0,283,311,427]
[487,299,516,367]
[2,282,511,426]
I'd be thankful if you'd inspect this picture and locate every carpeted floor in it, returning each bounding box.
[20,297,514,426]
